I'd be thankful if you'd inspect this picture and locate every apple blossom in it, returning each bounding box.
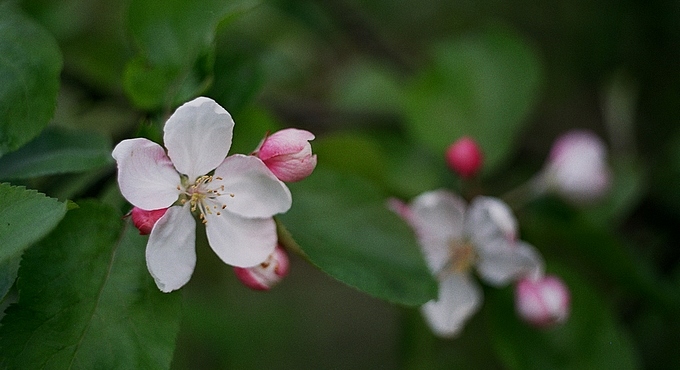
[515,274,570,327]
[542,130,611,203]
[254,128,317,182]
[391,190,544,337]
[445,137,483,178]
[130,206,168,235]
[234,245,290,291]
[112,97,292,293]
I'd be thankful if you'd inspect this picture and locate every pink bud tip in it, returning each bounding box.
[515,275,570,328]
[255,128,317,182]
[130,207,168,235]
[445,137,483,178]
[234,245,290,291]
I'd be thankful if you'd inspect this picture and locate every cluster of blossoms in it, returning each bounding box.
[391,131,609,337]
[113,97,316,292]
[391,192,568,336]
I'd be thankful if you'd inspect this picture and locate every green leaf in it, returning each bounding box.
[0,3,62,158]
[313,132,390,188]
[0,253,20,302]
[124,0,258,109]
[0,127,113,180]
[585,156,647,226]
[123,54,214,111]
[0,183,67,299]
[404,26,543,173]
[0,201,182,369]
[487,265,640,370]
[521,199,680,316]
[330,59,404,115]
[278,166,438,306]
[207,39,264,116]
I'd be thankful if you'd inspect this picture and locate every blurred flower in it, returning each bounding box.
[254,128,317,182]
[234,245,290,291]
[444,136,484,178]
[541,130,611,203]
[130,206,167,235]
[515,274,570,327]
[112,97,292,293]
[391,190,544,337]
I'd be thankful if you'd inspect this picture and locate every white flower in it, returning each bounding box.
[393,190,543,337]
[542,130,611,203]
[112,97,292,292]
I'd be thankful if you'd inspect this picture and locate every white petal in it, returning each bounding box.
[205,211,277,267]
[409,190,466,273]
[421,273,482,338]
[146,204,197,292]
[466,196,518,247]
[212,154,292,218]
[164,97,234,180]
[112,138,181,210]
[476,240,545,286]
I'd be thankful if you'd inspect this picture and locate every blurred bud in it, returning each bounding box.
[234,245,290,291]
[130,207,168,235]
[544,130,611,203]
[515,275,570,328]
[255,128,317,182]
[445,137,483,178]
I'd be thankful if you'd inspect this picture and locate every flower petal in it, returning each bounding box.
[164,97,234,180]
[421,272,482,338]
[213,154,292,218]
[146,204,197,292]
[205,211,277,267]
[465,196,518,247]
[112,138,181,210]
[476,240,545,286]
[408,190,466,273]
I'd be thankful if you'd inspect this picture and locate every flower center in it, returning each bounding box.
[447,239,477,274]
[180,175,233,224]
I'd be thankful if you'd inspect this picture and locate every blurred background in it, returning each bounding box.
[10,0,680,368]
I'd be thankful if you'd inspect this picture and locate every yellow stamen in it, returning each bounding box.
[182,174,230,224]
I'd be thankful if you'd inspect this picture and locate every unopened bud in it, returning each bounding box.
[234,245,290,291]
[255,128,317,182]
[445,137,483,178]
[515,275,570,328]
[544,130,611,203]
[130,207,168,235]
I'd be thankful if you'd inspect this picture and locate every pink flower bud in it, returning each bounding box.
[445,137,483,178]
[255,128,317,182]
[234,245,290,291]
[130,207,168,235]
[545,130,611,203]
[515,275,570,328]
